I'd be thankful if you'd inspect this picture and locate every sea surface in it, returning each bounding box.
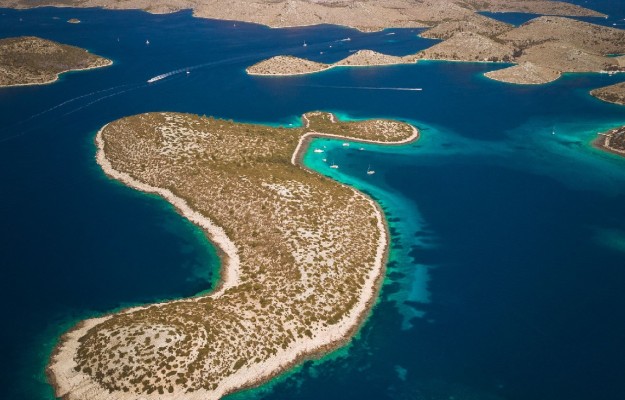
[1,4,624,400]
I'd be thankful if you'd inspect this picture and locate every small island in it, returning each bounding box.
[246,50,407,76]
[0,36,111,87]
[248,16,625,85]
[48,112,418,399]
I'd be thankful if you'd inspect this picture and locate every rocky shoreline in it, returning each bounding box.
[0,36,111,87]
[247,16,625,85]
[0,0,604,32]
[47,112,418,399]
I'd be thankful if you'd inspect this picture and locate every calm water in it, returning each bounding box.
[1,4,624,400]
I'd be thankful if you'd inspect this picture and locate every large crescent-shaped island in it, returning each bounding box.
[48,111,418,399]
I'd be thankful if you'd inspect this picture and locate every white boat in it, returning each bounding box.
[330,160,339,169]
[146,39,150,45]
[322,158,327,162]
[342,142,350,147]
[367,165,375,175]
[303,41,307,47]
[359,147,364,151]
[147,74,166,83]
[313,149,324,153]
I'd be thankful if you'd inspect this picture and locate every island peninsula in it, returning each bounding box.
[0,36,111,87]
[48,112,418,399]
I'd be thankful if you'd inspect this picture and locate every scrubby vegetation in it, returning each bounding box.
[0,36,111,87]
[303,111,415,143]
[248,16,625,85]
[69,112,415,396]
[591,82,625,107]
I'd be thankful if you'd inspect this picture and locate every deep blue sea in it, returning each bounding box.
[1,3,624,400]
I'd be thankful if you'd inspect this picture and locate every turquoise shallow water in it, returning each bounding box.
[1,4,625,400]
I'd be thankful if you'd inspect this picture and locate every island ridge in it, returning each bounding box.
[0,0,604,32]
[247,16,625,85]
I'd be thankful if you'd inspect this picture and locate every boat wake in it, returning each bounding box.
[61,85,146,117]
[3,84,132,131]
[0,83,145,144]
[146,35,357,85]
[147,67,191,83]
[300,84,422,91]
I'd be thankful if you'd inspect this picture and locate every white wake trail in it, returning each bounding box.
[300,84,422,91]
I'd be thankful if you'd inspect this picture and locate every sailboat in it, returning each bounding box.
[313,148,324,153]
[330,160,339,169]
[367,165,375,175]
[146,39,150,45]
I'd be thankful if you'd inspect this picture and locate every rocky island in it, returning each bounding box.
[247,50,407,76]
[594,126,625,157]
[0,36,111,87]
[248,16,625,85]
[48,112,418,399]
[0,0,604,32]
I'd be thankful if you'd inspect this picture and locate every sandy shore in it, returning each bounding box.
[47,125,241,399]
[48,116,419,399]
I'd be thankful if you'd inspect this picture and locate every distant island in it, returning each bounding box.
[0,0,604,32]
[247,16,625,85]
[48,112,418,399]
[247,50,408,76]
[0,36,111,87]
